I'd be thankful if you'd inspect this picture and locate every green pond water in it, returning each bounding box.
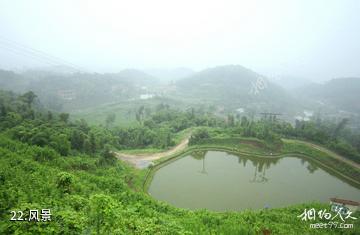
[148,151,360,211]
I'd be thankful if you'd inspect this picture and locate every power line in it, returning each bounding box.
[0,44,60,67]
[0,36,86,71]
[0,36,87,72]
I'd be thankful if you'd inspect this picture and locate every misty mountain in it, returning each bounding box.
[296,77,360,114]
[116,69,159,86]
[24,65,81,75]
[0,69,159,111]
[145,67,195,82]
[3,65,358,120]
[0,70,28,92]
[270,75,312,90]
[175,65,300,114]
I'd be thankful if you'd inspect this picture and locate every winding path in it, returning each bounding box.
[115,135,360,171]
[114,135,190,168]
[283,139,360,169]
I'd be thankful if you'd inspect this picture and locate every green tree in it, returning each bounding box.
[0,102,6,117]
[89,194,120,234]
[227,114,235,127]
[70,129,85,151]
[98,145,116,166]
[332,118,349,140]
[56,172,74,193]
[189,128,210,145]
[51,134,71,156]
[59,113,70,123]
[20,91,37,108]
[105,113,116,128]
[89,133,97,154]
[241,116,249,127]
[47,111,53,121]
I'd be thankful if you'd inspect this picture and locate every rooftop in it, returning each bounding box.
[330,198,360,206]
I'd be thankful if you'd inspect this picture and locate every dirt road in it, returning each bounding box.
[115,135,190,168]
[116,136,360,170]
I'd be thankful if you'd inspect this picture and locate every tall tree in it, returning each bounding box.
[20,91,37,108]
[59,113,70,123]
[90,133,97,154]
[332,118,349,140]
[105,113,116,127]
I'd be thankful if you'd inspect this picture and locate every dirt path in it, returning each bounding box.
[114,135,190,168]
[116,135,360,170]
[284,139,360,169]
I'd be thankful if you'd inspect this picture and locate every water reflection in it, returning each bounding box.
[150,151,360,211]
[300,158,319,174]
[191,150,323,183]
[306,162,319,174]
[190,150,207,174]
[190,150,206,160]
[250,163,268,183]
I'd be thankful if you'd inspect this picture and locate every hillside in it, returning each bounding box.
[1,90,360,234]
[175,65,301,114]
[296,77,360,114]
[115,69,159,86]
[270,75,312,90]
[0,69,159,112]
[145,67,195,82]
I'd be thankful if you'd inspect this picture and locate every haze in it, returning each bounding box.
[0,0,359,80]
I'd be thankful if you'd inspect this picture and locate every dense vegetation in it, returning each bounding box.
[175,65,300,114]
[1,90,360,234]
[0,69,159,112]
[3,67,359,122]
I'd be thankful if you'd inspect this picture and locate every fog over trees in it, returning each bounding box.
[1,1,360,234]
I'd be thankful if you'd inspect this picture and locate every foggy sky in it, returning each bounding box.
[0,0,359,81]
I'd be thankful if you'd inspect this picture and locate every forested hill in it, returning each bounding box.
[115,69,159,86]
[0,69,159,112]
[175,65,300,113]
[296,77,360,114]
[1,66,359,122]
[1,89,360,234]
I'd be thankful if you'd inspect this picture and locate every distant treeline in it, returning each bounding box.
[1,89,359,164]
[1,89,360,234]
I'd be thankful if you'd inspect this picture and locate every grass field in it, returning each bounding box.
[69,96,193,126]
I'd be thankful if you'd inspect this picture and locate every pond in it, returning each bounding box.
[148,151,360,211]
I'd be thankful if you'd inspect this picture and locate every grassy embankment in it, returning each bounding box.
[119,128,192,155]
[4,134,357,234]
[143,136,360,192]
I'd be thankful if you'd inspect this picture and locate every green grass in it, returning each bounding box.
[194,137,271,154]
[2,135,360,234]
[70,101,138,127]
[117,128,193,155]
[119,148,165,154]
[173,127,192,143]
[281,139,360,185]
[70,97,188,126]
